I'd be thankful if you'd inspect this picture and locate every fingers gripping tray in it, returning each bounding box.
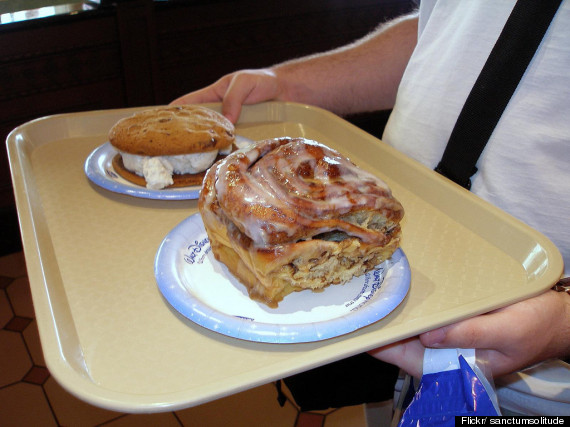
[7,102,563,412]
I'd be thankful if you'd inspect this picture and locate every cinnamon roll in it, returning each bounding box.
[199,137,404,308]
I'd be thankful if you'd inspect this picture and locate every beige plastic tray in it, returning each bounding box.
[7,102,563,413]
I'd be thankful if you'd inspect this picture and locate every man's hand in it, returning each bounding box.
[171,69,283,123]
[370,290,570,378]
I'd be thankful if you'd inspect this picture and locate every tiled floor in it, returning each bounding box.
[0,249,395,426]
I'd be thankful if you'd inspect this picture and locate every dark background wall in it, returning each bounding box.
[0,0,416,254]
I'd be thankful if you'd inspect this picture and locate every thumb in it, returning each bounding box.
[420,314,503,350]
[220,96,244,124]
[221,76,260,124]
[221,69,281,123]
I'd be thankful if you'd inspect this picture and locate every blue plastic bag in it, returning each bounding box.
[398,349,500,426]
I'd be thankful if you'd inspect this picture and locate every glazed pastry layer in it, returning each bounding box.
[199,137,404,307]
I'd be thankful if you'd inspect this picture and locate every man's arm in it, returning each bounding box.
[272,12,418,114]
[172,12,418,122]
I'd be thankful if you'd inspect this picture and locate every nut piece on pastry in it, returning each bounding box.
[109,105,235,189]
[199,137,404,308]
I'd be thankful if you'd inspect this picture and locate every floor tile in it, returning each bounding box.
[22,319,46,366]
[23,365,50,385]
[0,382,58,427]
[6,276,34,317]
[325,405,367,427]
[364,400,394,427]
[175,383,298,427]
[0,330,32,387]
[0,251,27,278]
[43,376,124,426]
[297,411,326,427]
[0,288,13,327]
[4,315,32,332]
[0,275,13,289]
[103,411,182,426]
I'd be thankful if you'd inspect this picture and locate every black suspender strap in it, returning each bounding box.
[434,0,563,190]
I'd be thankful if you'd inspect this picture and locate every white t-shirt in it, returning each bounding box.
[383,0,570,415]
[383,0,570,276]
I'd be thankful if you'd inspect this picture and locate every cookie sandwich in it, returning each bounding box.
[109,105,235,189]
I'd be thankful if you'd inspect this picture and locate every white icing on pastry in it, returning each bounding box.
[204,137,403,246]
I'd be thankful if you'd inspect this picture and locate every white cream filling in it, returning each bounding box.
[121,149,226,190]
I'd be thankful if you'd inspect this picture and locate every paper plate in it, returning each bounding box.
[84,136,252,200]
[155,214,411,343]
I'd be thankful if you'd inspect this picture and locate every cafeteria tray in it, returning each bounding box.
[7,102,563,413]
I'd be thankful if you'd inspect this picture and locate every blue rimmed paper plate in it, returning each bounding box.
[154,213,411,343]
[84,136,253,200]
